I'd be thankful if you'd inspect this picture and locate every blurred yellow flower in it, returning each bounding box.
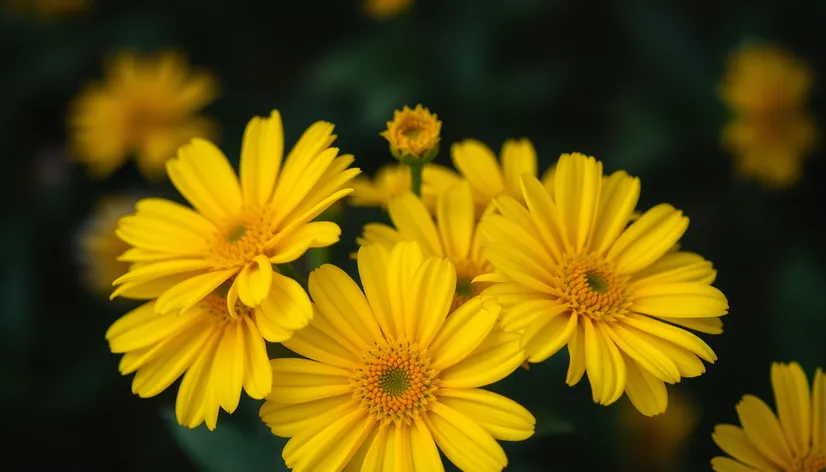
[450,138,555,215]
[479,152,728,416]
[621,389,699,471]
[77,195,137,295]
[260,241,533,471]
[69,51,218,179]
[364,0,413,20]
[110,110,359,318]
[7,0,90,18]
[381,104,442,163]
[349,163,461,210]
[720,44,817,188]
[711,362,826,472]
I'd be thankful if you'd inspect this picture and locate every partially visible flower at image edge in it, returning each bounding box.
[711,362,826,472]
[479,152,728,416]
[364,0,414,20]
[349,163,461,211]
[260,241,534,472]
[720,43,817,189]
[69,51,218,179]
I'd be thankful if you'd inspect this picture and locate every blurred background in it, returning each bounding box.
[2,0,826,470]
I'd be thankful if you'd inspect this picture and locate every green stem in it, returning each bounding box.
[409,161,424,197]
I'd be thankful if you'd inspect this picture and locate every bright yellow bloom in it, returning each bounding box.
[111,110,360,320]
[364,0,414,20]
[358,182,491,312]
[479,152,728,416]
[720,44,817,188]
[106,277,311,430]
[69,51,218,179]
[450,138,555,215]
[712,362,826,472]
[349,163,461,210]
[76,195,138,294]
[381,105,441,163]
[260,242,534,472]
[6,0,90,18]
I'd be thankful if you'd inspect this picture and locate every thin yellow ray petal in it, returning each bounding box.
[589,170,640,255]
[607,204,688,274]
[622,313,717,362]
[268,221,342,264]
[438,388,536,441]
[260,395,354,437]
[412,258,455,349]
[385,242,426,339]
[815,369,826,452]
[566,322,587,386]
[451,139,505,201]
[235,256,272,307]
[712,424,781,471]
[439,327,525,389]
[630,282,729,318]
[425,402,508,471]
[173,138,242,219]
[411,418,444,472]
[521,310,576,363]
[771,362,811,456]
[240,316,272,399]
[428,296,498,371]
[596,322,627,405]
[285,410,374,472]
[282,312,360,368]
[736,395,795,468]
[388,193,443,257]
[269,358,352,404]
[357,244,396,340]
[175,328,222,429]
[255,272,312,341]
[623,353,668,416]
[436,181,475,261]
[240,111,284,206]
[153,268,236,315]
[214,321,244,413]
[553,153,602,253]
[501,138,537,195]
[710,457,763,472]
[520,175,565,261]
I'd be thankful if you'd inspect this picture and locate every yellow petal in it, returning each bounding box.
[357,223,403,248]
[630,282,729,318]
[770,362,811,456]
[235,255,273,307]
[522,310,577,363]
[175,328,222,429]
[480,214,556,294]
[439,327,525,389]
[436,181,474,261]
[269,358,352,404]
[566,322,587,386]
[425,402,508,471]
[596,322,627,405]
[357,243,395,339]
[607,204,689,274]
[589,170,640,255]
[429,296,499,371]
[629,251,717,286]
[451,139,505,202]
[385,241,426,339]
[410,257,455,348]
[282,315,360,369]
[736,395,795,468]
[256,272,313,342]
[712,424,779,471]
[711,457,762,472]
[117,215,207,255]
[623,353,668,416]
[240,316,272,399]
[106,302,188,352]
[108,272,196,300]
[553,152,602,253]
[240,111,284,207]
[410,418,445,472]
[500,299,561,333]
[284,410,374,472]
[268,221,342,264]
[603,323,680,384]
[439,388,535,441]
[501,138,537,196]
[134,197,216,234]
[665,316,724,335]
[213,321,244,414]
[622,313,717,363]
[112,258,211,288]
[154,268,236,315]
[260,395,354,437]
[520,175,565,261]
[814,369,826,452]
[388,193,443,257]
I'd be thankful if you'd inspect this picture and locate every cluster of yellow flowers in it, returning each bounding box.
[70,46,824,472]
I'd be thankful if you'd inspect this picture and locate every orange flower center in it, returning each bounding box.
[353,341,436,425]
[796,450,826,472]
[207,208,275,269]
[562,255,629,321]
[199,283,253,322]
[382,105,441,159]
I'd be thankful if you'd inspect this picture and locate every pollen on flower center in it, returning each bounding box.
[207,208,275,269]
[562,255,629,321]
[199,287,253,322]
[796,451,826,472]
[381,105,441,160]
[353,341,437,424]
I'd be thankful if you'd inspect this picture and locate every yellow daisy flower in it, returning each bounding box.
[349,163,461,210]
[357,181,492,312]
[76,195,138,295]
[711,362,826,472]
[111,110,360,319]
[479,152,729,416]
[260,241,535,472]
[381,104,442,163]
[364,0,413,19]
[69,51,218,179]
[720,44,817,188]
[105,277,311,430]
[451,138,555,215]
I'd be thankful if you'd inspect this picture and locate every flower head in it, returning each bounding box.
[364,0,413,19]
[451,138,554,216]
[260,241,533,472]
[711,362,826,472]
[720,44,817,188]
[111,110,360,320]
[349,163,461,210]
[381,105,442,163]
[76,195,138,294]
[106,275,311,430]
[479,152,728,416]
[69,51,218,179]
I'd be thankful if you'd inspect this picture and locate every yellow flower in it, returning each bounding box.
[105,280,311,430]
[381,104,442,163]
[450,138,555,215]
[711,362,826,472]
[349,163,461,210]
[479,152,729,416]
[76,195,138,294]
[357,182,492,312]
[364,0,414,20]
[260,241,534,472]
[69,51,218,179]
[720,44,817,188]
[111,110,360,319]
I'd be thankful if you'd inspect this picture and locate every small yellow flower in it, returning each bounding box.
[479,152,728,416]
[6,0,90,18]
[260,241,534,472]
[381,104,442,163]
[110,110,359,319]
[364,0,414,20]
[720,44,817,188]
[69,51,218,179]
[349,163,461,210]
[76,195,138,294]
[711,362,826,472]
[450,138,555,215]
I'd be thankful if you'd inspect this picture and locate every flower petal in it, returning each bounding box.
[814,369,826,452]
[283,409,374,472]
[260,395,354,437]
[501,138,537,196]
[388,193,443,257]
[451,139,505,203]
[425,402,507,471]
[553,153,602,253]
[282,313,360,369]
[256,272,313,342]
[712,424,779,471]
[771,362,811,457]
[357,243,395,339]
[411,418,445,472]
[213,320,244,413]
[409,257,455,349]
[522,310,577,363]
[589,170,640,255]
[624,353,668,417]
[736,395,795,468]
[269,358,352,404]
[240,111,284,207]
[240,316,272,399]
[630,282,729,318]
[710,457,762,472]
[566,321,587,386]
[607,204,689,274]
[436,181,475,261]
[439,327,525,389]
[153,268,236,315]
[106,302,190,352]
[428,296,499,371]
[235,255,273,307]
[175,329,222,429]
[439,388,536,441]
[268,221,342,264]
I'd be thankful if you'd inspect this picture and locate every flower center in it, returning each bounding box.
[353,341,437,424]
[562,255,629,321]
[795,451,826,472]
[207,208,275,269]
[198,283,253,322]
